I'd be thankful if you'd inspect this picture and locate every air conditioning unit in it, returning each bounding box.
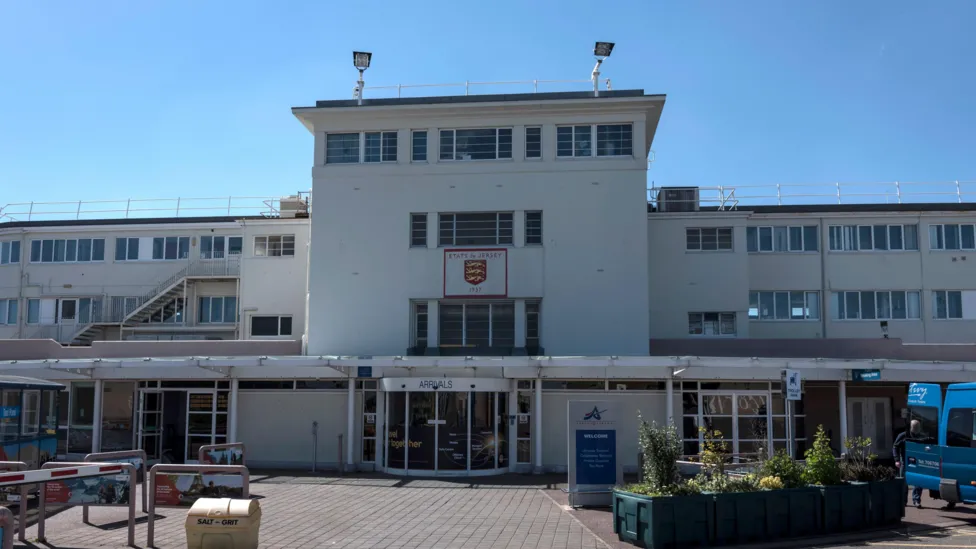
[656,187,700,212]
[278,195,309,218]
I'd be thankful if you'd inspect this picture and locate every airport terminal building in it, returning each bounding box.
[3,81,976,475]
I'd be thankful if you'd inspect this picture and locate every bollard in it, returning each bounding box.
[311,421,318,473]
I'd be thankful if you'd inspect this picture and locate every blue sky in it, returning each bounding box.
[1,0,973,211]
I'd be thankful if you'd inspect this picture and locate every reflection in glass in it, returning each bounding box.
[438,392,468,470]
[386,393,406,469]
[408,392,436,470]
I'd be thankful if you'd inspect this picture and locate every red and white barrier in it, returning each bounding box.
[0,464,123,487]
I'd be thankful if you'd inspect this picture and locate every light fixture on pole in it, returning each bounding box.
[353,51,372,105]
[591,41,615,97]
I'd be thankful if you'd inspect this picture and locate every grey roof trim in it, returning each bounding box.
[295,89,660,110]
[0,215,264,230]
[648,202,976,214]
[0,375,64,390]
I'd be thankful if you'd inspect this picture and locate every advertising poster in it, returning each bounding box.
[153,473,244,507]
[101,456,144,481]
[201,447,244,466]
[46,474,131,505]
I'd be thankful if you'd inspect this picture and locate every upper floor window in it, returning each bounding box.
[525,127,542,159]
[254,235,295,257]
[440,302,515,348]
[439,212,513,246]
[411,130,427,162]
[31,238,105,263]
[831,290,921,320]
[413,302,428,349]
[439,128,512,161]
[0,299,17,325]
[932,290,973,320]
[556,124,633,158]
[0,241,20,265]
[688,312,736,336]
[525,211,543,245]
[198,296,237,324]
[325,131,397,164]
[114,237,139,261]
[749,291,821,320]
[152,236,190,260]
[526,300,541,351]
[930,224,976,251]
[747,226,818,252]
[686,227,733,251]
[200,236,243,259]
[410,213,427,247]
[828,224,918,251]
[250,315,293,336]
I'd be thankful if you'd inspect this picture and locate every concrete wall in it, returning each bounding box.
[237,390,347,468]
[239,219,310,341]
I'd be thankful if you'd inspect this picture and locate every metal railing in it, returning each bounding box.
[0,195,298,223]
[648,181,976,210]
[362,78,612,99]
[123,256,240,322]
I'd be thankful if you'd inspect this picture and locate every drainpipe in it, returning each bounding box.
[16,230,27,338]
[819,217,828,338]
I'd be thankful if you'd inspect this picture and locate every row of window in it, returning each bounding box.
[688,223,976,253]
[10,235,290,264]
[325,124,634,164]
[414,301,541,349]
[410,211,543,247]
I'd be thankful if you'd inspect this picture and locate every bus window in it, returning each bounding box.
[946,408,976,448]
[909,405,940,443]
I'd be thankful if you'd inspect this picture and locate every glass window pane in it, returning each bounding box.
[152,237,164,260]
[746,227,758,252]
[497,128,512,159]
[949,291,963,319]
[382,131,398,162]
[363,132,381,162]
[858,226,873,249]
[790,291,806,319]
[845,292,860,319]
[525,127,542,158]
[873,225,888,250]
[889,225,904,250]
[717,228,733,250]
[53,240,65,262]
[789,226,802,251]
[78,239,92,262]
[876,291,892,319]
[748,292,759,319]
[946,224,961,250]
[439,304,463,346]
[806,292,820,320]
[92,239,105,261]
[65,239,77,262]
[908,291,921,319]
[556,127,573,157]
[685,228,700,250]
[930,225,943,250]
[41,240,54,262]
[759,227,773,251]
[891,291,907,319]
[165,236,178,260]
[199,298,211,323]
[831,292,844,320]
[803,226,818,251]
[573,125,592,157]
[701,229,717,251]
[774,292,789,319]
[223,297,236,324]
[127,238,139,260]
[412,130,427,162]
[861,291,876,319]
[773,226,788,251]
[759,292,775,320]
[904,225,919,250]
[934,291,947,319]
[326,133,360,164]
[596,124,632,156]
[963,225,976,250]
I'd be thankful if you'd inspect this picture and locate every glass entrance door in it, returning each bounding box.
[437,392,468,471]
[185,391,216,463]
[137,390,164,460]
[407,392,435,470]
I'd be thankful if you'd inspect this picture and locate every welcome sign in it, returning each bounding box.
[567,400,622,507]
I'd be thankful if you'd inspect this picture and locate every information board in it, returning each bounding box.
[154,473,244,507]
[567,400,621,507]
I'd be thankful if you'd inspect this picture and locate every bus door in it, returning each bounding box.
[906,383,942,491]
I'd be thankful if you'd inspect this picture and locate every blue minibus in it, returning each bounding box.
[905,382,976,505]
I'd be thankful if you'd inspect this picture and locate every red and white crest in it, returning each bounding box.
[464,260,487,285]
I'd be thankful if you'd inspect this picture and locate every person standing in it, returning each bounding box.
[893,419,923,508]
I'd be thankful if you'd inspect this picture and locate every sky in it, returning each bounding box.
[1,0,974,213]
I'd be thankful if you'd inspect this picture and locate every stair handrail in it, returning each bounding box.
[121,255,241,324]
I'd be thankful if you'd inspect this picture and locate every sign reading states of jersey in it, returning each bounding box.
[443,248,507,298]
[567,400,622,507]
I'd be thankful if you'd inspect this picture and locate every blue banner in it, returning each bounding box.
[575,430,616,485]
[0,407,19,419]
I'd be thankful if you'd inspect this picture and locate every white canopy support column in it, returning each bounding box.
[534,378,542,474]
[229,379,239,443]
[346,375,356,472]
[92,379,103,453]
[839,379,848,456]
[666,376,674,425]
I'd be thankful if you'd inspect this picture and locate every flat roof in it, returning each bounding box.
[648,202,976,214]
[295,89,660,110]
[0,215,266,230]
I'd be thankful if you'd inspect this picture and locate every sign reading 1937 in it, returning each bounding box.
[443,248,508,298]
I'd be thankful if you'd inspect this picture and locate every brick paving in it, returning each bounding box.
[18,473,609,549]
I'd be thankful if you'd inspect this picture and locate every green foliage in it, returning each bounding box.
[759,476,784,490]
[690,472,760,494]
[621,479,703,497]
[699,427,731,476]
[841,436,898,482]
[637,413,682,495]
[757,449,805,489]
[802,425,843,486]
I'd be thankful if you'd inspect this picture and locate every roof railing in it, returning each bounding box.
[0,196,289,223]
[362,78,612,99]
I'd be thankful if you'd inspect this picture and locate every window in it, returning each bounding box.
[525,211,542,245]
[748,291,821,320]
[438,212,513,246]
[525,127,542,159]
[439,302,515,348]
[198,296,237,324]
[439,128,512,161]
[29,238,104,263]
[27,299,39,324]
[411,130,427,162]
[114,237,139,261]
[253,235,295,257]
[200,236,242,259]
[557,124,633,157]
[410,214,427,247]
[0,299,17,325]
[325,133,360,164]
[364,131,397,163]
[688,312,736,336]
[746,226,818,252]
[933,290,966,320]
[831,291,921,320]
[413,302,428,349]
[0,241,20,265]
[526,301,541,351]
[151,236,190,260]
[929,224,976,251]
[250,315,292,336]
[946,408,976,448]
[686,227,733,251]
[828,224,918,251]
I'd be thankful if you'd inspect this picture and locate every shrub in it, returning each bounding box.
[637,413,682,494]
[757,449,805,488]
[759,476,784,490]
[841,436,898,482]
[803,425,843,486]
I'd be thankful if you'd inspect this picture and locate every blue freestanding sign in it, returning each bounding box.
[567,400,622,507]
[575,430,616,485]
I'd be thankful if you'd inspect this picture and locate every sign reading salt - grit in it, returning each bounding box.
[443,248,507,298]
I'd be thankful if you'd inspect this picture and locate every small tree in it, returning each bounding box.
[803,425,843,486]
[637,413,682,494]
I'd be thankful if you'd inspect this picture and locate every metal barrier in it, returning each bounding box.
[33,461,137,547]
[147,464,249,548]
[85,449,148,513]
[198,442,245,466]
[0,507,13,549]
[0,462,27,544]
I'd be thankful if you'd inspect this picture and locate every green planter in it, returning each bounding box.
[713,491,771,544]
[764,489,790,539]
[785,487,823,537]
[866,478,906,526]
[821,484,870,533]
[613,490,714,548]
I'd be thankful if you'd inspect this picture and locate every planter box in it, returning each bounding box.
[821,484,870,533]
[785,487,823,537]
[866,478,906,526]
[713,491,771,544]
[613,490,714,548]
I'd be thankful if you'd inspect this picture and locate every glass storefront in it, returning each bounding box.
[383,387,510,475]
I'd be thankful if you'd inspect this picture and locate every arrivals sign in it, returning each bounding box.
[443,249,507,298]
[567,400,622,507]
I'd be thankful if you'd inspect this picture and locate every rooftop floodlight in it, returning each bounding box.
[352,51,372,105]
[591,42,615,97]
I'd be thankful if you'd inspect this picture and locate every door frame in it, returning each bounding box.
[847,397,893,458]
[184,389,218,464]
[136,389,165,461]
[698,390,772,459]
